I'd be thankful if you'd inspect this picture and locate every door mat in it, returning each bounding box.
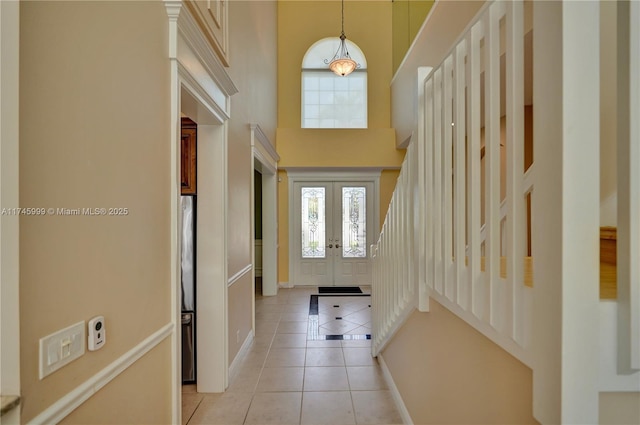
[318,286,363,294]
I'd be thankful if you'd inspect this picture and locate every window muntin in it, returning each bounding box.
[302,71,367,128]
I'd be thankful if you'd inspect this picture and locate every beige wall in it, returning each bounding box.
[61,339,173,425]
[379,169,400,229]
[392,0,434,74]
[278,1,394,129]
[227,0,277,276]
[1,1,21,422]
[19,1,172,422]
[599,392,640,425]
[277,129,404,169]
[228,275,254,363]
[225,0,278,363]
[381,302,537,424]
[599,0,617,226]
[277,170,291,283]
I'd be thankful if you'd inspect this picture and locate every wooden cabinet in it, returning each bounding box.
[181,118,197,195]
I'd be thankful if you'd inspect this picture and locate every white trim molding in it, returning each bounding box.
[27,324,173,425]
[171,0,238,123]
[164,3,182,424]
[228,332,254,382]
[251,124,279,297]
[165,0,236,406]
[283,167,388,175]
[179,62,230,123]
[228,264,253,287]
[176,2,237,98]
[378,353,413,425]
[250,124,279,175]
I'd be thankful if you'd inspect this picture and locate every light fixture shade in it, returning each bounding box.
[324,0,359,77]
[329,57,357,77]
[326,35,359,76]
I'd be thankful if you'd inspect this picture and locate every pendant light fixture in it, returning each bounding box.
[325,0,358,77]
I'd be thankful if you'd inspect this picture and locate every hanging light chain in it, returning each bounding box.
[324,0,359,76]
[341,0,345,35]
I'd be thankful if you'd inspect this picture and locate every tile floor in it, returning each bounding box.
[315,295,372,338]
[182,286,402,425]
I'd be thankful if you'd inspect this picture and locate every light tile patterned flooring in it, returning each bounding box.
[316,295,372,337]
[182,286,402,425]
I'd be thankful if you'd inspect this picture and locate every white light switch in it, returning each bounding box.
[39,321,86,380]
[47,343,59,366]
[61,338,71,358]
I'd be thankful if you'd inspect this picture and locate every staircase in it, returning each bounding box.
[371,1,640,423]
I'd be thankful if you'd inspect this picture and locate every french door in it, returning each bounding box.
[292,180,375,286]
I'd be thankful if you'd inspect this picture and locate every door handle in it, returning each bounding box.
[335,244,341,249]
[327,244,333,248]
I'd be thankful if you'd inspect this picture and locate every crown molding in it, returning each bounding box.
[176,2,238,97]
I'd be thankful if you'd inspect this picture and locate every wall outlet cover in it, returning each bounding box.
[39,321,86,380]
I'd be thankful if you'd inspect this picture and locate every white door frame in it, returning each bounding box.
[0,1,21,422]
[251,125,279,298]
[286,169,381,287]
[166,2,238,419]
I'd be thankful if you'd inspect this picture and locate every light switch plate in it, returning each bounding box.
[39,321,85,379]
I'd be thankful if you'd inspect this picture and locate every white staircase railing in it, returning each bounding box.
[373,1,532,362]
[372,2,640,420]
[371,141,419,353]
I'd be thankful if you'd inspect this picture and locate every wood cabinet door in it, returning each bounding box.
[181,118,197,195]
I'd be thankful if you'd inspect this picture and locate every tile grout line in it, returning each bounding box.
[186,287,379,425]
[184,394,204,425]
[342,339,359,425]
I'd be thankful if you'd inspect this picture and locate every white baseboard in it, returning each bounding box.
[377,353,413,425]
[278,281,294,289]
[228,331,254,382]
[28,323,173,425]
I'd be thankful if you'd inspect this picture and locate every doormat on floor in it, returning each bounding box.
[318,286,363,294]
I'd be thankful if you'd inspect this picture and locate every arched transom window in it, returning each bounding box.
[301,37,367,129]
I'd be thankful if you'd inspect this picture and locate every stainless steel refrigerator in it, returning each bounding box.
[181,196,196,384]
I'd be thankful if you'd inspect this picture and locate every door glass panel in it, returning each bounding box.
[301,187,326,258]
[342,187,366,258]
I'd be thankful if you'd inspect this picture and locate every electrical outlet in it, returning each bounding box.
[39,321,85,379]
